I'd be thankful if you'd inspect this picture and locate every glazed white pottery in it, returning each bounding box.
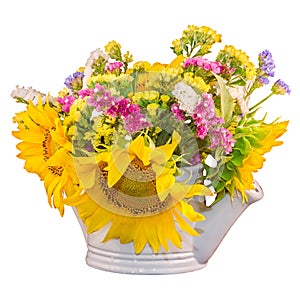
[73,169,263,274]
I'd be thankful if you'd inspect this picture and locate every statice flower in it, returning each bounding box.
[192,93,234,154]
[209,127,236,154]
[258,76,269,85]
[183,57,225,74]
[106,61,124,73]
[87,84,116,112]
[258,50,275,85]
[123,112,150,134]
[172,82,200,115]
[78,88,94,98]
[170,103,185,120]
[258,50,275,77]
[64,72,84,92]
[83,48,109,89]
[10,86,49,105]
[272,79,291,95]
[57,95,77,113]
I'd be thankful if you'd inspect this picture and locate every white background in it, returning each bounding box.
[0,0,299,287]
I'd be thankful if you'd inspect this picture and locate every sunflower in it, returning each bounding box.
[234,121,289,197]
[66,131,212,254]
[12,99,81,215]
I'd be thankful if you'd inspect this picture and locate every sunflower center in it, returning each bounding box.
[42,128,64,176]
[87,159,176,217]
[113,158,157,197]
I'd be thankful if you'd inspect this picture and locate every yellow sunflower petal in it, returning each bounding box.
[134,219,147,254]
[184,183,213,198]
[150,131,181,164]
[156,213,169,251]
[165,211,182,249]
[172,209,199,236]
[176,201,205,222]
[119,217,135,244]
[145,217,160,253]
[129,136,151,165]
[106,149,134,187]
[168,55,185,69]
[155,173,176,201]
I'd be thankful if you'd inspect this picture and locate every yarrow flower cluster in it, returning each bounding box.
[12,25,290,256]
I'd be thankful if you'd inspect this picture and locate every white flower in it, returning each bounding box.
[83,48,109,89]
[11,86,51,105]
[228,82,252,114]
[172,82,200,115]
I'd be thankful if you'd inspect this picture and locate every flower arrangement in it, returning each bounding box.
[12,25,289,255]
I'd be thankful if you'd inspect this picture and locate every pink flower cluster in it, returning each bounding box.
[85,84,149,134]
[183,57,225,74]
[171,103,185,120]
[106,61,124,72]
[192,93,235,154]
[57,86,93,113]
[57,95,77,113]
[86,84,115,111]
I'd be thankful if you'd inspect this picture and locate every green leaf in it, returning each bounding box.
[213,73,234,127]
[220,166,235,181]
[234,137,251,155]
[231,150,244,167]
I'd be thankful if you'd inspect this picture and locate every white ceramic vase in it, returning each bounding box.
[73,176,263,274]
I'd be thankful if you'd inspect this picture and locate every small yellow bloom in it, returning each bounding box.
[160,95,170,103]
[133,61,151,72]
[132,91,159,102]
[223,45,256,80]
[57,87,69,98]
[184,73,210,93]
[77,67,85,73]
[105,40,122,58]
[147,103,159,116]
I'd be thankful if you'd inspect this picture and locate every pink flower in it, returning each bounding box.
[57,95,77,113]
[183,57,225,74]
[106,61,124,72]
[171,103,185,120]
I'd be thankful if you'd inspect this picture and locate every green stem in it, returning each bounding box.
[249,93,274,111]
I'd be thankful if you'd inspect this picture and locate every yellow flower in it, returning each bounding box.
[160,95,170,103]
[105,40,122,59]
[67,131,212,254]
[57,87,69,98]
[224,45,256,80]
[147,103,159,116]
[184,73,210,93]
[12,99,81,215]
[132,91,159,102]
[234,121,289,200]
[172,39,183,55]
[133,61,151,72]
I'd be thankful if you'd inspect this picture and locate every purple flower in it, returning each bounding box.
[258,76,270,85]
[64,72,84,92]
[272,79,291,95]
[258,50,275,77]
